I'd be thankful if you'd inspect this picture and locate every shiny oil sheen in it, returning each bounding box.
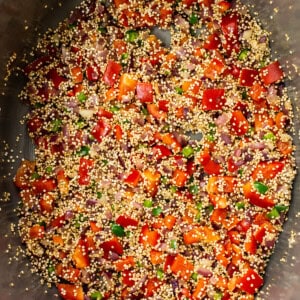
[0,1,299,299]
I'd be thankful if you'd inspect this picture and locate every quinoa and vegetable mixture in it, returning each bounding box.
[14,0,296,299]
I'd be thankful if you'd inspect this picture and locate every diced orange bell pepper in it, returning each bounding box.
[114,124,123,141]
[192,278,207,299]
[172,168,188,188]
[55,264,81,283]
[183,226,220,244]
[170,254,194,280]
[115,256,135,271]
[204,58,225,80]
[209,194,228,209]
[139,225,160,248]
[207,176,236,194]
[90,221,101,233]
[57,284,84,300]
[118,73,137,100]
[210,208,227,225]
[70,66,83,84]
[143,169,161,197]
[150,250,164,265]
[72,239,90,269]
[252,161,284,180]
[163,215,177,230]
[29,224,45,239]
[147,103,167,120]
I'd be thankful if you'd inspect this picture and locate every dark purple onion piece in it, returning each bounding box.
[197,267,213,277]
[108,251,120,261]
[173,131,188,147]
[65,210,74,220]
[263,238,276,249]
[220,132,232,145]
[259,35,267,43]
[86,199,97,207]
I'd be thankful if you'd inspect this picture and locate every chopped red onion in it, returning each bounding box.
[197,267,213,277]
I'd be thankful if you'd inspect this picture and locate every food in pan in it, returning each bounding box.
[15,0,296,299]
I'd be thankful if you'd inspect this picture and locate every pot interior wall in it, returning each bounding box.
[0,0,299,299]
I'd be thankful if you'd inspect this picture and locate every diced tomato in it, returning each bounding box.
[202,88,226,110]
[57,284,84,300]
[70,66,83,84]
[204,58,225,80]
[143,169,161,197]
[124,169,141,187]
[238,268,263,294]
[116,215,139,227]
[136,82,154,103]
[172,168,188,188]
[251,161,284,180]
[91,119,111,143]
[115,256,135,271]
[86,64,100,82]
[183,226,220,244]
[78,157,94,186]
[29,224,45,239]
[100,238,123,259]
[239,68,259,87]
[103,60,122,87]
[139,225,160,248]
[186,160,196,176]
[260,61,284,85]
[147,103,167,120]
[72,239,90,269]
[203,33,221,50]
[118,73,137,100]
[152,144,172,160]
[243,182,275,208]
[32,178,57,194]
[170,254,194,280]
[230,110,249,136]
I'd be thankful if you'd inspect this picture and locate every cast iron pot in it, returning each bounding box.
[0,0,299,299]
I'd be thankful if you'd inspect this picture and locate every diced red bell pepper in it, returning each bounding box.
[182,0,197,7]
[50,214,66,229]
[27,116,44,134]
[118,73,138,100]
[143,169,161,197]
[230,110,249,136]
[86,64,100,82]
[199,151,222,175]
[221,13,240,54]
[203,33,221,50]
[152,144,172,160]
[78,158,94,186]
[243,182,275,208]
[103,60,122,87]
[124,169,141,187]
[144,277,162,297]
[238,268,263,294]
[114,0,129,8]
[239,68,259,87]
[244,234,257,255]
[29,224,45,239]
[252,161,284,180]
[24,55,52,75]
[158,100,169,112]
[91,119,111,143]
[172,168,188,188]
[100,238,123,259]
[136,82,154,103]
[32,178,57,194]
[260,61,284,85]
[170,254,194,280]
[139,225,160,248]
[57,284,84,300]
[223,64,241,79]
[202,88,226,110]
[228,157,239,173]
[218,0,231,12]
[116,215,139,227]
[122,270,135,287]
[186,160,196,176]
[48,69,66,89]
[72,239,90,269]
[164,254,175,272]
[97,107,113,119]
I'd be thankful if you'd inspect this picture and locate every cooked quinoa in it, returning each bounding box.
[14,0,296,299]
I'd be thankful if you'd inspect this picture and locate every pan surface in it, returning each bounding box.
[0,0,299,299]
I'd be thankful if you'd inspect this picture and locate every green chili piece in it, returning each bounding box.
[143,199,153,208]
[263,132,276,141]
[111,223,125,237]
[125,29,139,42]
[238,49,250,60]
[91,291,103,300]
[152,206,163,217]
[182,145,194,158]
[77,92,87,103]
[156,268,164,280]
[189,13,199,25]
[254,181,269,195]
[236,202,245,210]
[110,105,121,113]
[267,207,280,219]
[275,205,288,212]
[175,87,184,95]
